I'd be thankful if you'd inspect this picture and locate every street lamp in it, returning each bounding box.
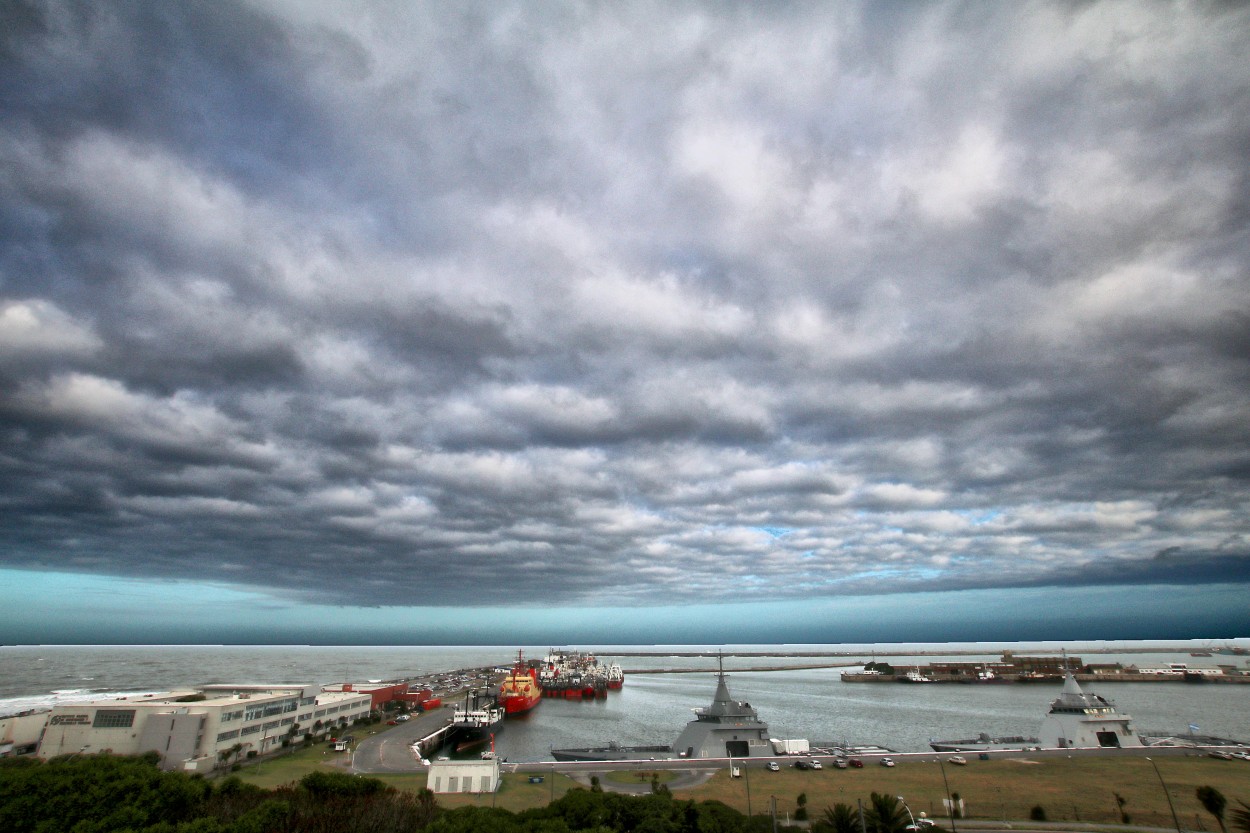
[938,758,958,833]
[1145,757,1182,833]
[899,796,916,830]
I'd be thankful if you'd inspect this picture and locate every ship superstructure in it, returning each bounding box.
[497,651,542,716]
[930,671,1141,752]
[551,655,770,761]
[1038,672,1141,749]
[446,689,504,752]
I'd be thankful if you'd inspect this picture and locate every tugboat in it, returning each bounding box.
[497,651,542,716]
[446,689,504,752]
[552,654,772,761]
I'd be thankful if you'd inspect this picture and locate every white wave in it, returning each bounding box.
[1,689,165,718]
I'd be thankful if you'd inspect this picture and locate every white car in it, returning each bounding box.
[948,755,968,765]
[767,761,780,771]
[880,757,895,767]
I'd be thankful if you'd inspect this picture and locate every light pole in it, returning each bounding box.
[1146,757,1183,833]
[899,796,916,830]
[938,758,958,833]
[744,760,753,817]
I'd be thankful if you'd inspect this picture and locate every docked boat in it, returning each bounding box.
[898,669,936,683]
[607,663,625,690]
[930,671,1141,752]
[552,655,772,762]
[446,690,504,752]
[960,667,1010,684]
[497,651,542,716]
[539,649,610,699]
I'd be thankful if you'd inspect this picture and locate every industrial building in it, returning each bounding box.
[36,684,372,772]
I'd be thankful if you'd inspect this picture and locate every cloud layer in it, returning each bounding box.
[2,1,1248,618]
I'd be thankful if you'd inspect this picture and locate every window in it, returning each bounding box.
[241,725,261,735]
[92,710,135,728]
[221,710,244,722]
[217,730,240,741]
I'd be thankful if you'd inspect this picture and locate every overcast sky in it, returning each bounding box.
[2,1,1248,645]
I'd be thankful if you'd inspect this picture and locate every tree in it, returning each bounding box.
[1197,787,1228,833]
[820,803,860,833]
[866,793,909,833]
[1229,801,1250,833]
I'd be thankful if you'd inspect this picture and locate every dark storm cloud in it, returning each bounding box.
[1,0,1248,615]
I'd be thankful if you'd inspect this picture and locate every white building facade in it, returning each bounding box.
[427,758,500,794]
[36,684,372,772]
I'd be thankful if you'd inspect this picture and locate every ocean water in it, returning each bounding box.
[2,641,1248,761]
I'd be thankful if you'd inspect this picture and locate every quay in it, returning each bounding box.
[840,671,1250,683]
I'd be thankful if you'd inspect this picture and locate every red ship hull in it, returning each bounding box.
[500,692,541,714]
[498,650,542,717]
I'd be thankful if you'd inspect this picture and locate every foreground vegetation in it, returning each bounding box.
[4,752,1250,833]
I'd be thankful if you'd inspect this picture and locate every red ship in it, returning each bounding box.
[498,650,542,716]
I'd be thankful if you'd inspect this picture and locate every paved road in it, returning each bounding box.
[351,709,452,774]
[351,724,1208,778]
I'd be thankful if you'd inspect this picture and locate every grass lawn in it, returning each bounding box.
[229,720,391,790]
[680,756,1250,827]
[229,742,1250,827]
[428,772,585,813]
[603,769,678,786]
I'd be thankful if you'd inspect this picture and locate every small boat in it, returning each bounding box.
[898,669,936,683]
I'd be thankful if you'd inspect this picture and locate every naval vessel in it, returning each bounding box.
[551,657,772,761]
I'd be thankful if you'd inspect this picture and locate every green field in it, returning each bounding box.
[681,757,1250,828]
[233,747,1250,825]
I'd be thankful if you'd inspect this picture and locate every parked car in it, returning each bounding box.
[849,758,864,768]
[906,818,936,831]
[809,759,823,770]
[767,761,780,771]
[833,758,848,769]
[794,760,812,770]
[948,755,968,765]
[880,757,895,767]
[387,720,398,725]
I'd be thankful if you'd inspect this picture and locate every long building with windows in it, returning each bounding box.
[36,684,372,772]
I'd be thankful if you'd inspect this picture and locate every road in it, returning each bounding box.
[350,722,1210,777]
[351,708,452,774]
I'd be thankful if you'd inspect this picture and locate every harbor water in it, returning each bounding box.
[2,642,1248,761]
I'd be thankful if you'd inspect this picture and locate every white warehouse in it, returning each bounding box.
[37,684,372,772]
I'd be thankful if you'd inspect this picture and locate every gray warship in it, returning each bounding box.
[551,657,772,762]
[930,671,1142,752]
